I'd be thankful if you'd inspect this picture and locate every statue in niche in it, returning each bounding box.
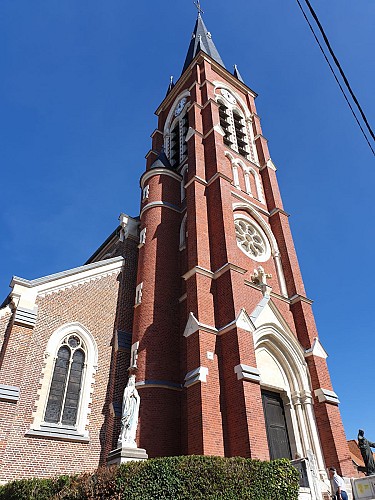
[358,429,375,476]
[118,367,140,449]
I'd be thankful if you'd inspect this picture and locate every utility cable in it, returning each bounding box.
[302,0,375,143]
[296,0,375,155]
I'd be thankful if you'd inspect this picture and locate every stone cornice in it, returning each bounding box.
[140,201,182,219]
[269,207,290,218]
[140,168,182,188]
[11,256,124,290]
[183,263,247,282]
[290,294,314,306]
[11,257,125,312]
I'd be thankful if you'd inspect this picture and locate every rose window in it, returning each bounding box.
[235,218,268,260]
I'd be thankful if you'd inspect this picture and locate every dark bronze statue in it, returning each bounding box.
[358,429,375,476]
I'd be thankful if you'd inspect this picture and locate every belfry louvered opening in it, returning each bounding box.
[168,101,189,168]
[219,102,233,147]
[233,111,249,159]
[218,96,249,160]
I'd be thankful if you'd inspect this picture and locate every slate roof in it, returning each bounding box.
[182,13,225,74]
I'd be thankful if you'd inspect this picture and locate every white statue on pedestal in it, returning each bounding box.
[118,367,140,449]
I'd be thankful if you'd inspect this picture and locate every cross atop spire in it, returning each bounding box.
[193,0,204,16]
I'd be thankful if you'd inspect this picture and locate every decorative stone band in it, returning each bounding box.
[314,388,340,405]
[140,167,182,189]
[115,330,132,352]
[0,384,20,403]
[26,424,89,443]
[14,306,38,328]
[184,367,209,388]
[234,364,261,383]
[140,201,182,218]
[304,338,328,359]
[135,380,182,391]
[183,308,254,338]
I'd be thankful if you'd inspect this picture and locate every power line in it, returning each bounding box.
[302,0,374,143]
[296,0,375,155]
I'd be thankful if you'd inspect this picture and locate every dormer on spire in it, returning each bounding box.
[181,10,225,75]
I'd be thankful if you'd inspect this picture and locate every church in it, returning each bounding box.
[0,9,355,498]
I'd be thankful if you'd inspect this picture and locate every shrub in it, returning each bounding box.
[0,455,299,500]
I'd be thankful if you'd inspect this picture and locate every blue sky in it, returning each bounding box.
[0,1,374,443]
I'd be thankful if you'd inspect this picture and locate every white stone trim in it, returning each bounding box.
[184,366,209,388]
[119,213,139,241]
[182,263,246,282]
[0,384,20,403]
[142,185,150,201]
[140,168,182,189]
[314,388,340,405]
[179,213,187,250]
[14,306,38,328]
[226,151,264,202]
[253,315,327,474]
[234,213,271,263]
[183,308,255,338]
[135,283,143,306]
[163,90,191,136]
[183,312,218,337]
[184,174,207,189]
[140,201,182,218]
[10,257,124,310]
[180,164,188,202]
[182,266,214,281]
[304,338,328,359]
[233,200,288,296]
[138,227,147,247]
[234,364,260,382]
[214,82,258,163]
[30,322,98,440]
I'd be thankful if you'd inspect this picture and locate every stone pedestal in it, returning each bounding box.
[107,446,148,466]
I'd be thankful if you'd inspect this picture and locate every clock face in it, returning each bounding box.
[174,97,187,116]
[220,88,236,105]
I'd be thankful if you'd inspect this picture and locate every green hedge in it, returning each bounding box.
[0,455,299,499]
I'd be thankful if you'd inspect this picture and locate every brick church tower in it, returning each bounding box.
[0,8,355,495]
[132,10,354,487]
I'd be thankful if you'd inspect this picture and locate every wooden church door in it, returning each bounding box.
[262,390,292,460]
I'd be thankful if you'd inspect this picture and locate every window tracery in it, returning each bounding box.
[44,334,86,426]
[234,215,270,262]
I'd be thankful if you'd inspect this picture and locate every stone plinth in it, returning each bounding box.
[106,446,148,466]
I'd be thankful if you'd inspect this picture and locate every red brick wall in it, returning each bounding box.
[0,237,138,482]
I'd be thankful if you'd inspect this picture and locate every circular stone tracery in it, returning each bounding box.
[235,217,268,261]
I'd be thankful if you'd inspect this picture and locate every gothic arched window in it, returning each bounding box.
[44,334,86,426]
[166,96,190,168]
[217,89,250,160]
[27,323,98,442]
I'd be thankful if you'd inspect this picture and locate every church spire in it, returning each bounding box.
[181,8,225,75]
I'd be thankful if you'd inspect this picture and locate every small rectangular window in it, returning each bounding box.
[135,283,143,305]
[142,185,149,200]
[139,227,147,246]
